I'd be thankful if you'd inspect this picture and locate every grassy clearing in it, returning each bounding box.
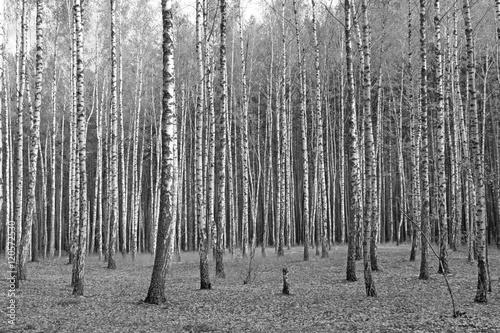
[1,245,500,332]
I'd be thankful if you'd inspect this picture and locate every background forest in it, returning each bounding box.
[1,0,500,321]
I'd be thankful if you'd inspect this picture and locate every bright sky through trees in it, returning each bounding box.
[179,0,263,22]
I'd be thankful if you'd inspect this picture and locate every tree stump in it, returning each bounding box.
[282,267,290,295]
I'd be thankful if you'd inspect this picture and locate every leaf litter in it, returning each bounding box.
[1,245,499,332]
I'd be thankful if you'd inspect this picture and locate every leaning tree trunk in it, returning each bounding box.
[463,0,487,303]
[18,0,44,282]
[144,0,177,305]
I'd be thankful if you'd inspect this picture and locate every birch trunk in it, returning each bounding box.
[226,27,235,255]
[451,2,464,250]
[418,0,431,280]
[107,0,119,270]
[118,7,127,257]
[345,0,360,282]
[73,0,88,296]
[407,1,420,262]
[195,0,211,286]
[463,0,487,302]
[434,0,449,274]
[59,117,65,258]
[277,0,286,257]
[293,0,309,261]
[207,47,216,257]
[3,54,12,256]
[92,81,101,257]
[69,5,80,269]
[361,0,376,296]
[14,0,27,288]
[238,1,250,258]
[49,31,58,258]
[19,0,44,281]
[39,138,47,259]
[216,0,228,278]
[371,71,382,271]
[131,57,143,261]
[137,125,145,254]
[396,69,405,245]
[0,0,4,244]
[311,0,328,258]
[339,40,346,245]
[144,0,177,304]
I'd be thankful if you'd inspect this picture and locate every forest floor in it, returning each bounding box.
[1,244,500,332]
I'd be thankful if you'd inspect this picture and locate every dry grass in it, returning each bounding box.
[1,244,500,332]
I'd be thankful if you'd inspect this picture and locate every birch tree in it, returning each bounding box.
[0,0,3,244]
[361,0,376,297]
[339,35,346,247]
[277,0,286,257]
[418,0,430,280]
[144,0,177,305]
[59,117,65,258]
[293,0,309,261]
[131,57,143,260]
[207,40,216,259]
[449,4,462,251]
[463,0,487,303]
[262,26,274,257]
[195,0,211,287]
[434,0,449,274]
[312,0,329,259]
[238,0,250,258]
[14,0,28,289]
[73,0,88,296]
[108,0,119,270]
[216,0,228,278]
[118,0,127,258]
[49,25,59,258]
[409,1,420,262]
[69,0,80,268]
[345,0,360,282]
[18,0,44,281]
